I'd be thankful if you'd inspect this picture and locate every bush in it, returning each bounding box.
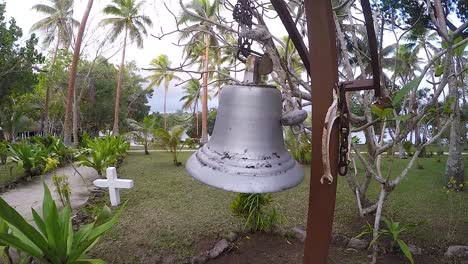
[230,193,283,232]
[0,141,7,164]
[0,183,125,263]
[9,142,48,178]
[356,219,416,264]
[33,135,73,164]
[77,135,130,176]
[402,141,413,157]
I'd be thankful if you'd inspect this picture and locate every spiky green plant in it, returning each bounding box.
[0,183,125,263]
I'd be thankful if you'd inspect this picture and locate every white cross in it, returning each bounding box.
[93,167,134,206]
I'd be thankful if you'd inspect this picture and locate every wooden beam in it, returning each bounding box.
[303,0,339,263]
[270,0,310,75]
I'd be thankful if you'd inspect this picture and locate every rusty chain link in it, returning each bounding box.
[338,84,350,176]
[233,0,259,62]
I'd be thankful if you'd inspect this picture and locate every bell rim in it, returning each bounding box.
[186,152,305,194]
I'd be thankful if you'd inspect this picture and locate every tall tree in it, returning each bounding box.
[431,0,465,190]
[101,0,153,135]
[63,0,94,146]
[178,0,221,144]
[146,55,180,129]
[180,79,201,137]
[31,0,78,134]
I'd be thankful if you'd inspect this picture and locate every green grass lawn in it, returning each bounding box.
[90,152,468,263]
[0,162,24,188]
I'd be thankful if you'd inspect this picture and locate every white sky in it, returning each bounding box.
[4,0,289,113]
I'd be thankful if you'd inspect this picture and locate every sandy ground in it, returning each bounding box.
[0,165,98,220]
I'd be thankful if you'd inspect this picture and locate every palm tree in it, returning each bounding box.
[180,79,201,138]
[146,55,180,130]
[101,0,152,135]
[63,0,94,146]
[154,126,186,166]
[31,0,79,134]
[178,0,221,144]
[127,115,157,155]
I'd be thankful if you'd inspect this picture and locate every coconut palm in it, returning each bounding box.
[101,0,153,135]
[127,115,157,155]
[180,79,201,138]
[146,55,181,130]
[31,0,79,134]
[154,126,186,166]
[178,0,222,144]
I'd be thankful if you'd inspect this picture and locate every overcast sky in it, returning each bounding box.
[4,0,290,113]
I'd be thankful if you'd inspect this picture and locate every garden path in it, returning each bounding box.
[0,165,98,220]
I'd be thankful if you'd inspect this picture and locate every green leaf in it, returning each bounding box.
[393,76,423,106]
[42,182,59,256]
[31,208,46,236]
[435,64,444,77]
[0,197,48,252]
[69,202,127,262]
[0,233,45,261]
[394,114,411,122]
[397,239,414,264]
[94,206,112,226]
[371,104,383,117]
[454,36,467,56]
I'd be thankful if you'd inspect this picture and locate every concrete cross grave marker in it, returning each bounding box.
[93,167,133,206]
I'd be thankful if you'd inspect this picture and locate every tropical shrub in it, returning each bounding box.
[0,183,125,263]
[356,219,416,264]
[402,141,413,157]
[154,126,187,166]
[230,193,283,232]
[77,135,130,176]
[9,142,48,178]
[33,135,73,164]
[45,157,71,209]
[0,141,8,164]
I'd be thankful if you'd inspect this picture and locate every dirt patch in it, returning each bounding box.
[205,232,464,264]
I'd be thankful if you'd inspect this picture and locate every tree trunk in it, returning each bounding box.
[432,0,465,190]
[201,35,209,145]
[144,136,149,155]
[41,39,60,135]
[445,49,464,190]
[163,83,168,129]
[63,0,94,146]
[113,27,128,136]
[73,78,79,147]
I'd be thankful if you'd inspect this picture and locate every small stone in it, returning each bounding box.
[347,238,368,250]
[408,244,423,255]
[332,234,350,247]
[208,239,229,259]
[445,245,468,259]
[291,227,306,242]
[224,231,238,242]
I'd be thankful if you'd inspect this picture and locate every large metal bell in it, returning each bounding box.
[186,84,304,193]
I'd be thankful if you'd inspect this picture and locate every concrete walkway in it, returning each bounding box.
[0,165,98,220]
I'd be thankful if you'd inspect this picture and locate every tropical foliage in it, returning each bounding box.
[0,183,125,263]
[101,0,153,135]
[230,193,282,232]
[77,135,129,176]
[154,126,186,166]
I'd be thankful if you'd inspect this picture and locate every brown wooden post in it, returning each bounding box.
[303,0,339,263]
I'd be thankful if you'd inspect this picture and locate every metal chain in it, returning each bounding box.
[233,0,255,62]
[338,85,350,176]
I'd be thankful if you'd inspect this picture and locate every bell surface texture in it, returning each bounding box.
[186,84,304,193]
